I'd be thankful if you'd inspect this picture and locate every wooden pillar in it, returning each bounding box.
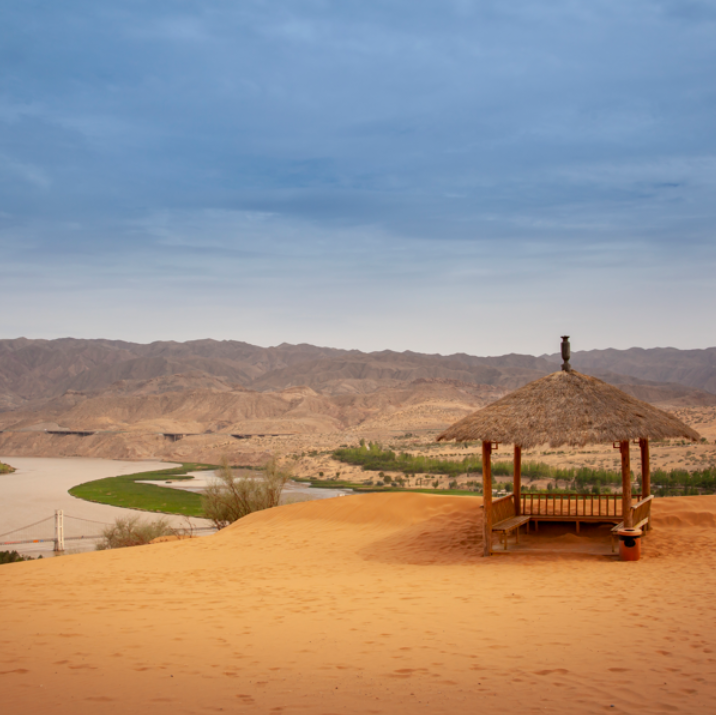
[482,440,493,557]
[513,445,522,516]
[620,440,633,528]
[639,438,650,498]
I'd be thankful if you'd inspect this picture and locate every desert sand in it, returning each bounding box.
[3,492,716,714]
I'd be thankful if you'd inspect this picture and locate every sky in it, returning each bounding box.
[2,0,715,357]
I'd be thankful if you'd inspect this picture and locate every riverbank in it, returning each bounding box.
[0,456,213,557]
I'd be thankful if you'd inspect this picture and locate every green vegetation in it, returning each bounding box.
[333,441,483,477]
[202,457,291,529]
[651,468,716,496]
[1,550,41,563]
[332,441,607,482]
[96,515,179,550]
[69,463,217,516]
[332,442,716,496]
[0,461,16,474]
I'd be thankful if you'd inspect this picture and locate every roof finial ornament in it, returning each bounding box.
[561,335,571,372]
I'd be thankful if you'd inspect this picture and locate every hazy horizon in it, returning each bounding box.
[3,334,715,360]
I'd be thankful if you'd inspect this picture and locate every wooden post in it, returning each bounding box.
[620,440,633,528]
[639,438,650,498]
[513,444,522,516]
[482,440,493,557]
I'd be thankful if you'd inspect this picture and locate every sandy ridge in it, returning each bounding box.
[3,492,716,714]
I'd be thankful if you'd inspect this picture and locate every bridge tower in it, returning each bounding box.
[54,510,65,552]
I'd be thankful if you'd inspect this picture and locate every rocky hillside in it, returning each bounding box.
[1,339,715,444]
[4,338,716,409]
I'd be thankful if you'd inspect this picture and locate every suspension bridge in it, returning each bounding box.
[0,511,216,554]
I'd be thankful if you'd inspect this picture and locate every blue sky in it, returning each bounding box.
[2,1,715,356]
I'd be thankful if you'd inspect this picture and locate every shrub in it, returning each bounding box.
[0,550,40,563]
[202,456,291,529]
[96,515,177,550]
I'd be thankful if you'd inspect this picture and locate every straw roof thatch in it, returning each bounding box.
[437,370,701,448]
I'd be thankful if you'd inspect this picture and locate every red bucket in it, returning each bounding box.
[617,528,643,561]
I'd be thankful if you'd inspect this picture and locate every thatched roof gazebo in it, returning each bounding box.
[437,338,700,556]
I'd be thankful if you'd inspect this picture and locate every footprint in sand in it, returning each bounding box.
[388,668,428,679]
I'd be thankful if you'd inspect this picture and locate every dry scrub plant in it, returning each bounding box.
[202,457,291,529]
[96,515,177,550]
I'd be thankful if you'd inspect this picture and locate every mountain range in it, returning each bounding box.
[1,338,715,438]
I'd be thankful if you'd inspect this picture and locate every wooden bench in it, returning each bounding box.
[490,495,530,551]
[611,495,654,553]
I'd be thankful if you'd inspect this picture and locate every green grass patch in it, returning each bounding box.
[0,461,16,474]
[68,463,217,517]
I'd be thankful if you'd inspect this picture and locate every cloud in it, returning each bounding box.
[1,1,715,352]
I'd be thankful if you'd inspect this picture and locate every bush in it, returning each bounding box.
[202,456,291,529]
[96,515,177,550]
[0,550,40,563]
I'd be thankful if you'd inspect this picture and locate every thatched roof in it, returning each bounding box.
[437,370,701,448]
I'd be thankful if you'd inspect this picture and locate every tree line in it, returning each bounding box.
[332,441,716,495]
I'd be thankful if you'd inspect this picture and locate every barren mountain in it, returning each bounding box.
[0,338,351,406]
[1,339,715,446]
[0,338,558,406]
[544,346,716,393]
[0,375,506,435]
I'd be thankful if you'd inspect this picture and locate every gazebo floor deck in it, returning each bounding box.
[492,521,616,556]
[491,541,614,556]
[526,514,622,534]
[524,514,622,522]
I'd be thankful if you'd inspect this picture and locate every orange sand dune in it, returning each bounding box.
[3,493,716,714]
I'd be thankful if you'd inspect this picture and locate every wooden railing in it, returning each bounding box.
[520,493,642,519]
